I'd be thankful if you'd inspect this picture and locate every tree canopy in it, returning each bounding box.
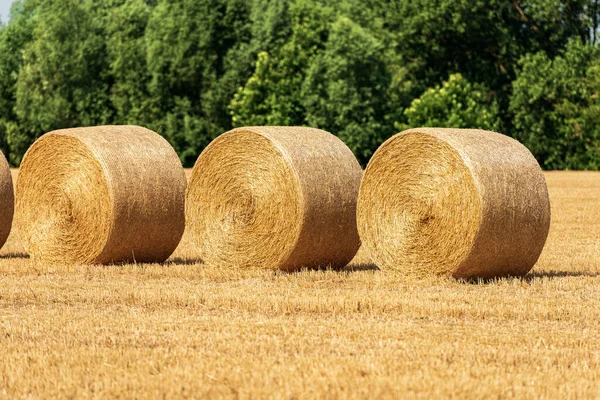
[1,0,599,168]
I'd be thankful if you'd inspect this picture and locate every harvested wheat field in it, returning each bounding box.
[1,169,600,399]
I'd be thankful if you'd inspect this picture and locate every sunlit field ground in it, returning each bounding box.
[1,170,600,398]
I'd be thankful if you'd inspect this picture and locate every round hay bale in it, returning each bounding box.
[186,126,362,271]
[0,150,14,250]
[357,128,551,279]
[16,125,186,264]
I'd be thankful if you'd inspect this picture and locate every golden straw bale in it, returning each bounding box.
[186,126,362,271]
[0,150,13,250]
[357,128,551,279]
[16,125,186,264]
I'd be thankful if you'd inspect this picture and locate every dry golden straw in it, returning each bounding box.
[0,150,13,250]
[186,126,362,271]
[16,125,186,264]
[357,128,551,279]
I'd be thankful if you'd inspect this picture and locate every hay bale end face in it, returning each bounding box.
[186,126,362,271]
[357,128,551,279]
[0,150,14,250]
[16,125,186,264]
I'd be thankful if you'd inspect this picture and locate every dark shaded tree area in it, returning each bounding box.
[0,0,599,168]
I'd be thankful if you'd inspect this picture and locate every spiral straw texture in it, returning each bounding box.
[186,126,362,271]
[0,150,13,250]
[357,128,551,279]
[16,125,186,264]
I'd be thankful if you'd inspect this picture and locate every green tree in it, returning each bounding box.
[230,0,335,127]
[511,40,600,169]
[517,0,598,49]
[229,51,277,127]
[8,0,112,164]
[0,0,36,163]
[302,16,392,164]
[104,0,155,126]
[397,73,502,133]
[358,0,598,87]
[0,0,599,168]
[145,0,252,166]
[351,0,600,142]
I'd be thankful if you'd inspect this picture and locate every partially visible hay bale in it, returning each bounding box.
[186,126,362,271]
[16,126,186,264]
[0,150,13,250]
[357,128,551,279]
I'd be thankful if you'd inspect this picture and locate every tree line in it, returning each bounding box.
[1,0,599,169]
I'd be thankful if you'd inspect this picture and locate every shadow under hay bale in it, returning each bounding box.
[342,263,381,272]
[0,252,29,259]
[525,270,600,280]
[459,269,600,285]
[167,257,204,266]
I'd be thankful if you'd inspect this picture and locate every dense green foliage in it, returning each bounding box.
[511,40,600,169]
[396,74,502,134]
[0,0,599,168]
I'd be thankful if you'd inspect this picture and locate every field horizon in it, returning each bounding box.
[1,170,600,398]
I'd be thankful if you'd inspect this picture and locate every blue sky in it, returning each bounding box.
[0,0,13,24]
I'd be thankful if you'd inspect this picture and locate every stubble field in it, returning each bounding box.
[1,170,600,399]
